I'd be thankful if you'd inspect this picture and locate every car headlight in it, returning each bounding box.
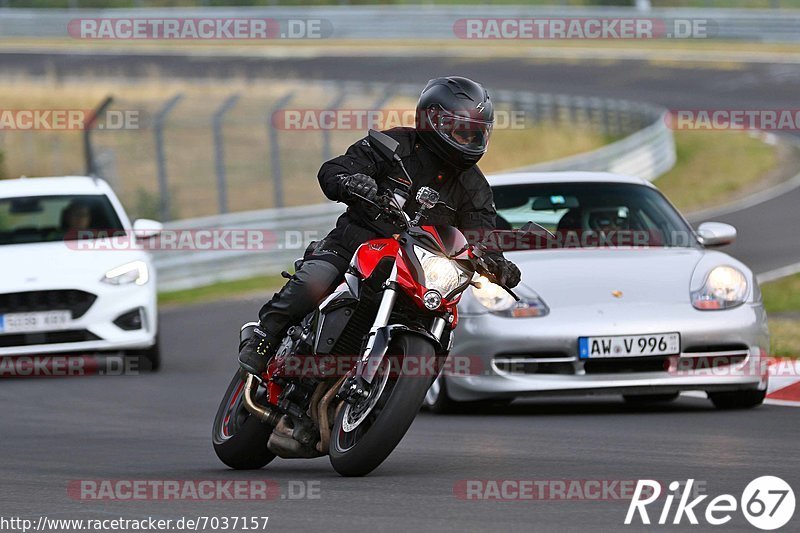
[471,276,549,317]
[102,260,149,286]
[691,266,748,310]
[414,246,468,297]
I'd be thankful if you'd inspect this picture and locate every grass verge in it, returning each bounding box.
[159,274,285,307]
[768,319,800,359]
[654,130,780,213]
[762,273,800,315]
[761,273,800,359]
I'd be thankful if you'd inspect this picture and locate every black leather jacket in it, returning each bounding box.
[317,127,498,256]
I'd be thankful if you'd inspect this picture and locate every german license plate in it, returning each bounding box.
[579,333,680,359]
[0,311,72,334]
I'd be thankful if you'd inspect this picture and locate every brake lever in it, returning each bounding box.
[350,192,407,227]
[474,255,520,302]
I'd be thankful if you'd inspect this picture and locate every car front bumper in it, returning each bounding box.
[447,301,770,401]
[0,282,157,357]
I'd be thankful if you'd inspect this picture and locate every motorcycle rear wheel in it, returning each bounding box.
[212,370,277,470]
[329,334,436,477]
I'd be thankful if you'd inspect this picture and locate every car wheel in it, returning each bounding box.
[708,389,766,410]
[623,392,679,404]
[424,377,510,414]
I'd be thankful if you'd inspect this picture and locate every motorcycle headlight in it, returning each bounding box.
[471,276,549,318]
[102,260,149,286]
[691,266,748,310]
[414,246,469,297]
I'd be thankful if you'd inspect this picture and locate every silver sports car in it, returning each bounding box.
[425,172,770,412]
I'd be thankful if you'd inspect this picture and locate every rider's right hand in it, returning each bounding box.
[340,173,378,203]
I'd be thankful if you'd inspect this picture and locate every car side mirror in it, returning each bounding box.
[133,218,163,239]
[697,222,736,247]
[368,129,401,163]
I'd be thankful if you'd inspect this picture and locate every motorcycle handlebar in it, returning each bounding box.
[350,191,519,301]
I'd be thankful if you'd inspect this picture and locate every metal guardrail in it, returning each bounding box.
[153,86,675,291]
[2,6,800,42]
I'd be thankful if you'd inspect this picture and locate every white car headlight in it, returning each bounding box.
[471,276,549,318]
[414,246,468,297]
[102,260,149,286]
[691,266,748,310]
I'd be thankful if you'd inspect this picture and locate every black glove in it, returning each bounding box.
[340,173,378,202]
[488,256,521,289]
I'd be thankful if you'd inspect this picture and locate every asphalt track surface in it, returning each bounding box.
[1,51,800,532]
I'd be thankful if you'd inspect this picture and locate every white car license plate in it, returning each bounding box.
[579,333,680,359]
[0,311,72,334]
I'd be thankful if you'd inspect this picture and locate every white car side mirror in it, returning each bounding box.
[697,222,736,247]
[133,218,163,239]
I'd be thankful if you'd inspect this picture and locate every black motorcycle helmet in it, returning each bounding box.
[415,76,494,171]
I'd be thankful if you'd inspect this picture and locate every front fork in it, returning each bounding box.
[341,259,448,401]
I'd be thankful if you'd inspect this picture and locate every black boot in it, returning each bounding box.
[238,326,278,375]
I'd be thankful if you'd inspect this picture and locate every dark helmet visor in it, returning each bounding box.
[426,106,493,153]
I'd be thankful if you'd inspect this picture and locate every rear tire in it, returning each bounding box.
[212,370,277,470]
[623,392,679,404]
[708,389,766,410]
[329,334,435,477]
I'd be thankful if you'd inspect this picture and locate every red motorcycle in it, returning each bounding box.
[212,130,517,476]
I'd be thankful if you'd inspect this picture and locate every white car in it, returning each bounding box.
[0,176,162,369]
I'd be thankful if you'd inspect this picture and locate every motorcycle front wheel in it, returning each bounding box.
[329,334,436,477]
[212,370,277,470]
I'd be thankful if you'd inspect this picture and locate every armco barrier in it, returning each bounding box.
[2,6,800,42]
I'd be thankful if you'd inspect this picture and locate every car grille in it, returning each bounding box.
[492,353,576,375]
[583,356,670,374]
[0,290,97,319]
[0,330,101,348]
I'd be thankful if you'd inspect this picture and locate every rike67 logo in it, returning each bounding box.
[625,477,795,530]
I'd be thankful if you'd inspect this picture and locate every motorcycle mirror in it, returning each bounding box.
[368,129,401,163]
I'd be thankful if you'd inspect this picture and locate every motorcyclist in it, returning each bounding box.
[239,76,521,375]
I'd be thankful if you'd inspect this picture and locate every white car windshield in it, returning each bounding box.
[0,194,124,246]
[491,182,695,249]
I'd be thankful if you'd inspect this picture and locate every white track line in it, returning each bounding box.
[757,262,800,284]
[686,170,800,222]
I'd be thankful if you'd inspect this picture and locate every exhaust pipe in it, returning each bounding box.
[243,374,282,427]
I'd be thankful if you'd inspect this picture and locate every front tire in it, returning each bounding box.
[212,370,277,470]
[708,389,766,410]
[329,334,435,477]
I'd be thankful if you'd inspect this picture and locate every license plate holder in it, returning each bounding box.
[0,311,72,334]
[579,332,681,359]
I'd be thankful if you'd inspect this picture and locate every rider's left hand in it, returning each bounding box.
[489,256,521,288]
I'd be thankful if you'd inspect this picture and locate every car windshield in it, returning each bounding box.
[491,182,696,250]
[0,194,124,246]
